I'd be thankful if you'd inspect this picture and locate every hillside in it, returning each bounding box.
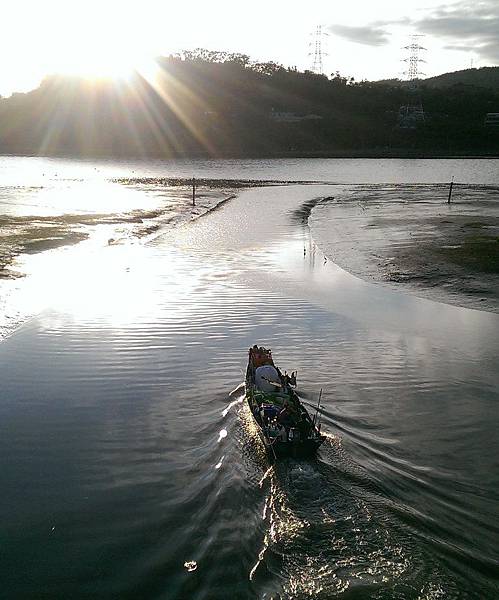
[423,67,499,91]
[0,52,498,158]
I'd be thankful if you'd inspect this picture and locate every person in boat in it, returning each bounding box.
[249,345,273,368]
[277,423,287,442]
[277,400,293,428]
[298,411,311,439]
[283,371,297,388]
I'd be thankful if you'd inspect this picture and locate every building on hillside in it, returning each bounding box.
[398,104,425,129]
[270,109,323,123]
[484,113,499,128]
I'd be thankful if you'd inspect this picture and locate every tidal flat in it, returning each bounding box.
[310,183,499,313]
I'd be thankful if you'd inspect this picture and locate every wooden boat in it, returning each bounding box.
[245,345,325,458]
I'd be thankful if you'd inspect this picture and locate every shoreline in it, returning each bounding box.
[2,176,499,345]
[2,151,499,160]
[0,180,248,282]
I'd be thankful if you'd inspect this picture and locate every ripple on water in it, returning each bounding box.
[1,184,498,599]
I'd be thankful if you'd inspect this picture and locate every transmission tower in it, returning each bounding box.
[403,34,426,82]
[309,25,328,75]
[398,35,427,129]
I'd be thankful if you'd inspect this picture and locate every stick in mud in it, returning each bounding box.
[448,178,454,204]
[192,177,196,207]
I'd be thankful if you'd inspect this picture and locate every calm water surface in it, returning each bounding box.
[1,158,499,599]
[1,154,499,184]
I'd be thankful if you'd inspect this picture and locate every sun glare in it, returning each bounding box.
[17,0,166,87]
[55,47,159,82]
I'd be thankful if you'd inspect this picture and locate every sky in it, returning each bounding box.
[1,0,498,97]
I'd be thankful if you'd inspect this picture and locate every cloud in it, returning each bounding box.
[414,0,499,62]
[327,2,499,63]
[443,44,473,52]
[328,23,391,47]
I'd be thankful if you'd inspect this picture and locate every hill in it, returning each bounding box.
[423,67,499,91]
[0,51,498,158]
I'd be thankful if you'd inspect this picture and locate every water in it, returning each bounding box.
[1,157,499,598]
[1,155,499,185]
[0,157,239,339]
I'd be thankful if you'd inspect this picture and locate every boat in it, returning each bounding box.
[245,345,325,458]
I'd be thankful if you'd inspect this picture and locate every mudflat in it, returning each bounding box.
[310,184,499,313]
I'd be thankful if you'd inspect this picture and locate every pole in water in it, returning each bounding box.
[192,177,196,207]
[313,388,323,426]
[447,177,454,204]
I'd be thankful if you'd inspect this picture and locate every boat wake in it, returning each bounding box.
[247,443,415,599]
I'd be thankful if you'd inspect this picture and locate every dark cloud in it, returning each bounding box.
[415,0,499,62]
[327,23,391,47]
[327,2,499,62]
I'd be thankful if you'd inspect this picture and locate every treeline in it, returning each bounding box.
[0,50,498,158]
[423,67,499,91]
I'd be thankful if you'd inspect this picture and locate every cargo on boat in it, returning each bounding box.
[245,345,325,458]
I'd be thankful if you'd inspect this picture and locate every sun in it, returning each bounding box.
[61,52,134,80]
[33,0,166,84]
[53,42,158,82]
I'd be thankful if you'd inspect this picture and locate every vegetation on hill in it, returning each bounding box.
[376,67,499,91]
[423,67,499,91]
[0,50,498,158]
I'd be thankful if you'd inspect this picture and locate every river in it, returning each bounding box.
[1,157,498,599]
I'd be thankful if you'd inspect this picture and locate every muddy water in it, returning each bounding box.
[1,184,498,599]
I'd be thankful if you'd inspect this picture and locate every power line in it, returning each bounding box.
[309,25,328,75]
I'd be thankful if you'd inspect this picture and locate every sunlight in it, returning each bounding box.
[56,48,158,82]
[0,0,487,97]
[135,59,162,85]
[25,1,166,85]
[17,217,244,336]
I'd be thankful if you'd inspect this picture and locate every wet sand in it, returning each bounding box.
[0,180,243,280]
[310,184,499,313]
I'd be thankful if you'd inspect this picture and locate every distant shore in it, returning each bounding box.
[1,150,499,160]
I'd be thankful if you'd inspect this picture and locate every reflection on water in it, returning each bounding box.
[0,171,234,340]
[0,184,498,598]
[1,154,499,184]
[253,455,410,598]
[0,180,155,218]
